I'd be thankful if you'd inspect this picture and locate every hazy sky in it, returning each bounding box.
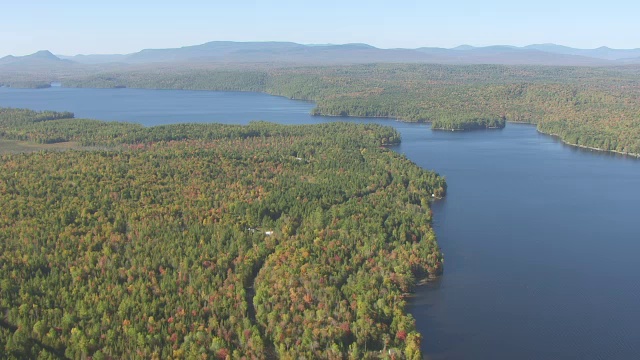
[2,0,639,57]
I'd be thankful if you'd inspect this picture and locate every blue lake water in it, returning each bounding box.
[1,87,639,359]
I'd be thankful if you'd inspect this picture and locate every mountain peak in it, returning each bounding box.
[0,49,70,67]
[27,50,60,60]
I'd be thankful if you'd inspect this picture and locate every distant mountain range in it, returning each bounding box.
[3,42,640,68]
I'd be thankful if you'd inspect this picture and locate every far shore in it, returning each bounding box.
[4,85,635,158]
[537,129,640,158]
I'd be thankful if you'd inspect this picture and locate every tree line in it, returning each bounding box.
[49,63,640,152]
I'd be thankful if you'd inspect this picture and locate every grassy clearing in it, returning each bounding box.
[0,139,100,154]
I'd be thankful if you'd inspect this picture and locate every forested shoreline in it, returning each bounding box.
[1,108,446,359]
[16,63,631,154]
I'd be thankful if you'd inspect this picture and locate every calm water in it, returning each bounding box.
[2,87,639,359]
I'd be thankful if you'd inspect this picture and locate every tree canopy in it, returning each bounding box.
[1,108,445,359]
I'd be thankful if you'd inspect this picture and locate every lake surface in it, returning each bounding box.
[2,87,639,359]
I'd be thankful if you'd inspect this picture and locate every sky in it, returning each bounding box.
[1,0,639,57]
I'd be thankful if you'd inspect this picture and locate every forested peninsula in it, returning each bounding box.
[0,108,446,359]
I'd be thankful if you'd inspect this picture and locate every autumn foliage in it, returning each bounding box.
[0,109,445,358]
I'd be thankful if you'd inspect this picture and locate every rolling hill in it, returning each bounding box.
[26,41,639,67]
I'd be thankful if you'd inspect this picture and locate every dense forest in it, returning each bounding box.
[0,108,446,359]
[32,63,637,154]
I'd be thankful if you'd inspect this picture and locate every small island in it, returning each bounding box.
[431,116,506,131]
